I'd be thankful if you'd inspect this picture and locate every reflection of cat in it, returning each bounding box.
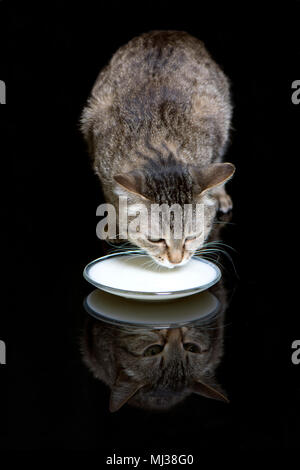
[81,282,227,412]
[81,31,235,268]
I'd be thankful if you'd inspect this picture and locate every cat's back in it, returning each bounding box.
[91,30,229,100]
[81,31,232,181]
[110,30,210,82]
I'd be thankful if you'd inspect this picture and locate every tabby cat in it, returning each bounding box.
[81,31,235,267]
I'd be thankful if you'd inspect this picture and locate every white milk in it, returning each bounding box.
[88,255,217,293]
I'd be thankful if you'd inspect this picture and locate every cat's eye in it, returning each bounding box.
[183,342,201,353]
[148,238,165,244]
[143,344,164,356]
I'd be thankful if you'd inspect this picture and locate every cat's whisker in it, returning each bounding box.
[123,251,146,258]
[212,220,236,225]
[109,248,145,255]
[105,241,139,249]
[108,251,146,261]
[107,246,142,253]
[194,240,238,277]
[194,252,226,271]
[202,240,237,252]
[142,258,160,270]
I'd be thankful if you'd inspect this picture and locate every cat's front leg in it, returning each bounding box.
[212,186,233,213]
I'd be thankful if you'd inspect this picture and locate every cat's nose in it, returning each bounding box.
[168,249,183,264]
[167,328,182,342]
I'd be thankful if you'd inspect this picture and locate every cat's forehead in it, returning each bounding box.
[149,181,193,205]
[145,173,193,205]
[140,153,194,205]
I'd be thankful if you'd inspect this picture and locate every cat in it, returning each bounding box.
[81,280,228,412]
[81,30,235,267]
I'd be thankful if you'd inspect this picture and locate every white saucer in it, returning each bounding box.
[83,253,221,301]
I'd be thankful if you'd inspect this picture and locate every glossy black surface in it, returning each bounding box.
[2,1,300,452]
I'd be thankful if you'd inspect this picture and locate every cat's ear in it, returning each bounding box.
[109,372,145,412]
[191,380,229,403]
[113,170,150,200]
[190,162,235,196]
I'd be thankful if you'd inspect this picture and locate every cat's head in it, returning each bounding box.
[113,156,235,268]
[82,314,226,412]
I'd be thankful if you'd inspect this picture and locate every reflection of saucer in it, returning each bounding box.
[83,288,221,328]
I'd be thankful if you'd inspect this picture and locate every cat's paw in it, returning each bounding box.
[215,189,233,214]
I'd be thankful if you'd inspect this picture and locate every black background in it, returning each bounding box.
[1,0,300,452]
